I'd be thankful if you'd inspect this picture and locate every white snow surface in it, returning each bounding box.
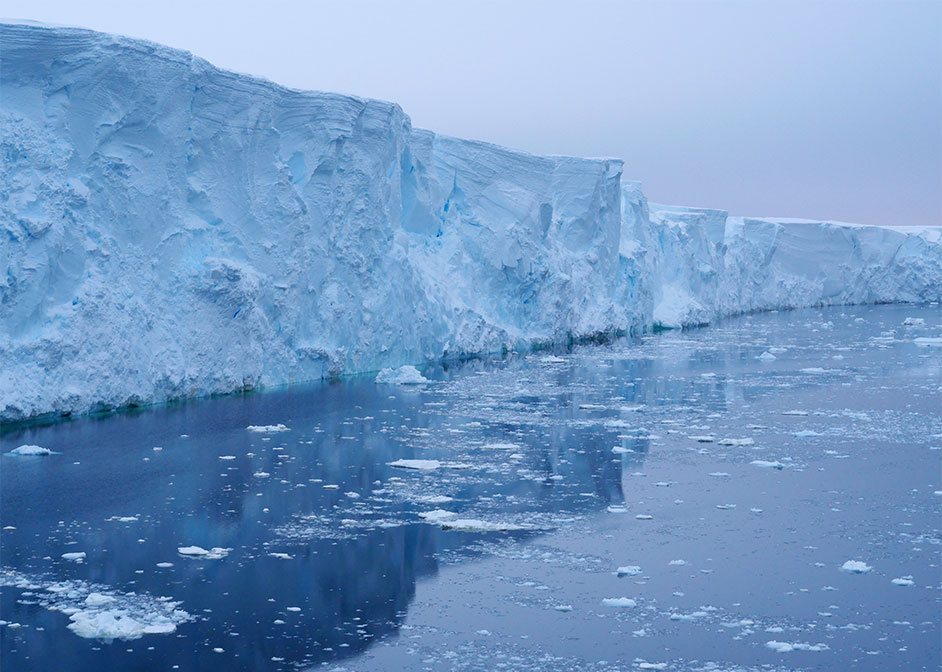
[2,22,940,421]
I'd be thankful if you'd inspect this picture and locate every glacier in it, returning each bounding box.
[1,21,940,422]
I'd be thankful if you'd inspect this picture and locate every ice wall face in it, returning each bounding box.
[402,131,628,354]
[1,22,940,422]
[0,22,439,418]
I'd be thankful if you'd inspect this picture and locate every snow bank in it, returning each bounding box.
[1,22,940,422]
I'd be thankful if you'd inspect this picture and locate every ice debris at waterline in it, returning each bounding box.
[2,21,941,422]
[375,366,429,384]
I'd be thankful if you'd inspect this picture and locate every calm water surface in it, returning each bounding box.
[1,304,940,671]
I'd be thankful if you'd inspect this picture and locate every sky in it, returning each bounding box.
[4,0,940,226]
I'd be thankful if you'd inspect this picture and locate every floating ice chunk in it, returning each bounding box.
[800,367,831,374]
[607,505,629,514]
[553,604,573,612]
[106,516,140,522]
[616,566,642,576]
[670,611,708,621]
[840,560,873,574]
[902,317,926,326]
[765,641,829,653]
[689,435,715,442]
[612,446,634,454]
[155,562,174,568]
[218,455,236,460]
[758,351,777,361]
[62,552,86,562]
[418,509,457,524]
[441,518,526,532]
[601,597,637,608]
[891,576,914,586]
[482,442,520,450]
[286,606,301,612]
[782,410,809,416]
[268,553,294,560]
[418,510,526,531]
[253,471,270,478]
[751,460,784,470]
[718,438,754,446]
[914,337,942,347]
[68,610,178,639]
[579,403,607,410]
[635,514,653,520]
[637,664,667,670]
[177,546,231,560]
[716,504,736,509]
[375,366,428,384]
[669,559,687,566]
[9,445,52,456]
[538,355,566,365]
[84,593,116,607]
[792,430,823,437]
[414,495,454,504]
[388,459,441,470]
[246,424,289,433]
[708,472,730,478]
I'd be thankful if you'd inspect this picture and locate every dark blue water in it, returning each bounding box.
[2,304,940,671]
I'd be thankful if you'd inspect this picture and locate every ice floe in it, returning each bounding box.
[246,424,289,433]
[751,460,785,469]
[1,569,191,640]
[601,597,637,608]
[840,560,873,574]
[765,640,829,652]
[177,546,231,560]
[388,459,441,470]
[8,445,52,456]
[375,366,429,384]
[718,437,754,446]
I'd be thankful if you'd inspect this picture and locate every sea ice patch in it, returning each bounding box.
[840,560,873,574]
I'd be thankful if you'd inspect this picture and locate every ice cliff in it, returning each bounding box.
[2,22,940,422]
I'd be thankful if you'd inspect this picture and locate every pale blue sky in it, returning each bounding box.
[4,0,940,226]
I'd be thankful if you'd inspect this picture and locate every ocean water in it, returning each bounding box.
[1,304,939,671]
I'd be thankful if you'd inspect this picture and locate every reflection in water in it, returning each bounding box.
[5,305,935,671]
[1,350,651,670]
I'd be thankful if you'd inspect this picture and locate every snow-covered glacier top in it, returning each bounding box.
[1,22,939,422]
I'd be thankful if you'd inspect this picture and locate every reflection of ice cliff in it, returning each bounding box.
[2,21,940,422]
